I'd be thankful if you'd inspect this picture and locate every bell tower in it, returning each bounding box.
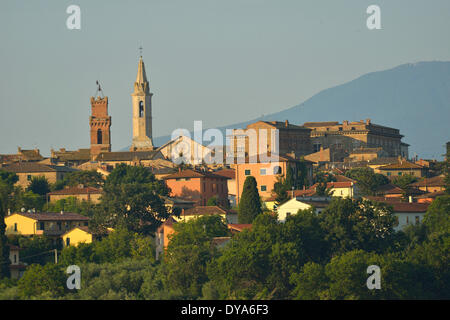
[130,55,154,151]
[90,82,111,158]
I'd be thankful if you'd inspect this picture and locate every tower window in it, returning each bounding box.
[97,129,103,144]
[139,101,144,117]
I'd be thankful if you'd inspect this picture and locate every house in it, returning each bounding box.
[1,162,78,188]
[234,154,314,204]
[176,206,238,224]
[47,186,102,204]
[157,135,214,165]
[229,120,313,159]
[303,119,407,157]
[5,211,89,238]
[61,226,112,247]
[163,196,195,215]
[227,224,252,235]
[374,160,427,179]
[49,148,91,167]
[408,175,446,193]
[389,202,430,231]
[415,191,446,204]
[0,147,44,165]
[375,183,405,198]
[163,169,230,207]
[61,226,93,247]
[345,147,389,162]
[93,150,165,166]
[214,168,237,207]
[155,217,177,260]
[8,245,26,279]
[276,197,330,222]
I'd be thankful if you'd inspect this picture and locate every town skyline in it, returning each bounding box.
[1,1,450,158]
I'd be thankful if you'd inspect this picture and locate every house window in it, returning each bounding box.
[14,223,17,232]
[14,254,17,264]
[261,185,267,192]
[244,169,251,176]
[57,222,62,230]
[415,216,420,225]
[66,238,70,246]
[27,175,32,181]
[39,222,45,230]
[260,169,266,175]
[406,216,409,224]
[286,212,291,218]
[387,172,391,177]
[273,166,282,175]
[398,172,402,176]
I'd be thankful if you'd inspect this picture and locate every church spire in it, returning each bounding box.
[134,56,149,94]
[136,56,148,84]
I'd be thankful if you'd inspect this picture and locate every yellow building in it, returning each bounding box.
[5,212,89,237]
[176,206,238,224]
[48,186,102,204]
[62,227,93,247]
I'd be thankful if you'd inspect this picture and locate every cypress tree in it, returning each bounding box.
[0,199,10,279]
[238,176,262,223]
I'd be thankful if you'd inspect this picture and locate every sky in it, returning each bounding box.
[1,0,450,155]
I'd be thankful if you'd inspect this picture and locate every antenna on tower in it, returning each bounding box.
[95,80,105,98]
[139,45,143,57]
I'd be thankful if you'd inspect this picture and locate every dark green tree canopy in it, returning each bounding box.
[238,176,262,224]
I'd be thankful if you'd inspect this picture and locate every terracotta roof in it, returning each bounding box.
[163,169,229,180]
[258,121,311,131]
[48,186,102,196]
[409,176,445,188]
[300,200,330,208]
[11,212,89,222]
[389,202,430,213]
[2,163,78,173]
[334,175,356,183]
[182,206,228,216]
[416,191,446,199]
[303,121,340,127]
[96,151,161,161]
[376,183,404,195]
[293,189,317,197]
[228,224,252,232]
[211,236,232,246]
[52,149,91,161]
[214,169,236,179]
[378,161,424,170]
[364,196,404,203]
[326,181,353,188]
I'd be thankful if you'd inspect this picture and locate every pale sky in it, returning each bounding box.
[1,0,450,155]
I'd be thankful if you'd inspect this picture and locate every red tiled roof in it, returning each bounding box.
[376,183,404,195]
[389,202,430,213]
[2,162,78,173]
[214,169,236,179]
[228,224,252,232]
[409,176,445,188]
[182,206,228,216]
[378,161,424,170]
[48,186,102,196]
[163,169,229,180]
[11,212,89,222]
[416,191,446,199]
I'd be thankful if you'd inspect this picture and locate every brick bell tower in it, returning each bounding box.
[90,81,111,159]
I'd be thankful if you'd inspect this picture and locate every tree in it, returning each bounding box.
[272,176,289,206]
[314,171,334,197]
[345,168,389,196]
[206,196,218,206]
[0,200,10,279]
[290,262,328,300]
[422,195,450,237]
[63,170,105,188]
[238,176,262,223]
[17,263,66,299]
[26,176,50,197]
[0,170,18,212]
[391,174,417,190]
[165,216,229,298]
[320,198,397,255]
[96,164,171,234]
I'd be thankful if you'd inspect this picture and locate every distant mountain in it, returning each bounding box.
[149,61,450,159]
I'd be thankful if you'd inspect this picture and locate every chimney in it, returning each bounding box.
[366,118,371,125]
[60,210,64,215]
[178,167,181,173]
[408,196,413,203]
[285,120,289,127]
[343,120,349,126]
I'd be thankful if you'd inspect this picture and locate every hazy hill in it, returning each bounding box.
[151,61,450,159]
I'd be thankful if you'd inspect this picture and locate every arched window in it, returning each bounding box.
[97,129,102,144]
[273,166,282,175]
[139,101,144,117]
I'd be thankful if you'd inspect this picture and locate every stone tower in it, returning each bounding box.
[130,56,154,151]
[90,96,112,158]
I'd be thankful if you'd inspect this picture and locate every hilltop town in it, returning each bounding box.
[0,56,448,300]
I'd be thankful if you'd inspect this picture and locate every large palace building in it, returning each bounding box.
[303,119,409,158]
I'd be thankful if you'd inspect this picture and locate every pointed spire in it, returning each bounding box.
[136,56,148,84]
